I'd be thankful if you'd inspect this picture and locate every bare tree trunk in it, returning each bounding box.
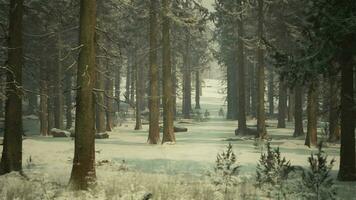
[236,16,247,135]
[65,65,73,130]
[293,85,304,137]
[148,0,160,144]
[115,65,121,115]
[250,63,257,118]
[246,61,251,116]
[182,34,192,119]
[256,0,267,138]
[105,70,114,131]
[277,80,287,128]
[328,68,340,142]
[125,57,131,103]
[305,82,318,147]
[48,63,55,132]
[54,34,64,129]
[134,51,142,130]
[40,62,49,136]
[195,70,201,109]
[287,89,294,122]
[227,63,238,119]
[0,0,23,174]
[95,42,106,133]
[268,68,274,116]
[69,0,97,189]
[130,57,135,103]
[338,37,356,181]
[161,0,175,143]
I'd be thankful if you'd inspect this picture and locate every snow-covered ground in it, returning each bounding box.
[0,79,355,200]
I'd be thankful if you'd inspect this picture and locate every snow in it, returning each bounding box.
[0,79,355,199]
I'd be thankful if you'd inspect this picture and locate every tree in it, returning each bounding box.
[69,0,97,189]
[305,81,318,147]
[148,0,160,144]
[256,0,267,138]
[277,80,287,128]
[236,2,247,135]
[293,85,304,137]
[161,0,175,144]
[0,0,24,174]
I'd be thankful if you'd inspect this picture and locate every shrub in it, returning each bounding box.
[301,143,336,200]
[210,143,240,195]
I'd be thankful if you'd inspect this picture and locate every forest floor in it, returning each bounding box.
[0,79,355,200]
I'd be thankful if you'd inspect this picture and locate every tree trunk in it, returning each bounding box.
[40,62,49,136]
[95,46,106,133]
[245,61,251,116]
[115,65,121,115]
[277,80,287,128]
[250,63,257,118]
[134,51,142,130]
[65,65,73,130]
[293,85,304,137]
[54,34,64,129]
[195,70,201,109]
[268,68,274,116]
[69,0,97,189]
[256,0,267,138]
[305,82,318,147]
[27,90,37,115]
[236,16,247,135]
[48,62,55,132]
[0,0,23,174]
[105,70,114,131]
[338,37,356,181]
[227,63,238,119]
[125,57,131,103]
[130,58,135,103]
[287,89,294,122]
[328,69,340,142]
[161,0,175,143]
[148,0,160,144]
[182,34,192,118]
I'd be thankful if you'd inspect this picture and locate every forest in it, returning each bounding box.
[0,0,355,199]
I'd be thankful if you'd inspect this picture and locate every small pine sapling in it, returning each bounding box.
[301,142,336,200]
[256,142,294,198]
[211,143,240,195]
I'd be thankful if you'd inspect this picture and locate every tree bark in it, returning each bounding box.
[105,69,114,131]
[256,0,267,138]
[70,0,97,190]
[227,62,238,119]
[287,89,294,122]
[277,80,287,128]
[250,63,257,118]
[236,16,247,135]
[293,85,304,137]
[95,41,106,133]
[0,0,24,174]
[195,70,201,109]
[148,0,160,144]
[305,81,318,147]
[338,37,356,181]
[134,51,142,130]
[125,56,131,103]
[40,61,49,136]
[268,68,274,116]
[54,34,64,129]
[161,0,175,143]
[65,64,73,130]
[328,68,340,142]
[182,34,192,118]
